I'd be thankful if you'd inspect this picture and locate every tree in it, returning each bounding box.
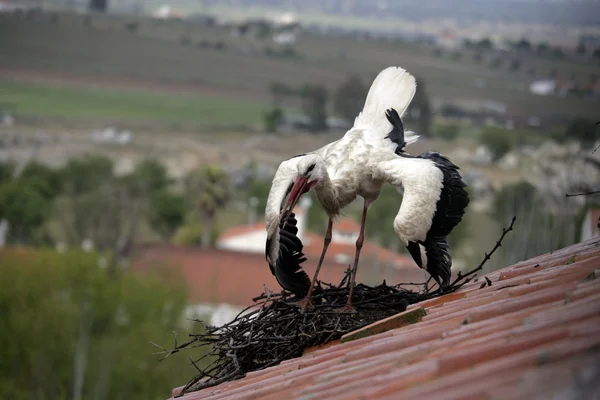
[510,59,522,71]
[244,177,273,216]
[131,158,170,194]
[479,127,516,161]
[263,107,284,133]
[475,38,493,50]
[0,179,51,243]
[149,190,186,241]
[363,185,403,250]
[333,75,367,121]
[0,162,14,185]
[536,42,550,54]
[0,248,202,400]
[515,39,532,51]
[490,182,576,266]
[407,76,432,135]
[489,57,503,69]
[89,0,108,12]
[565,118,599,147]
[185,165,232,248]
[56,155,148,265]
[300,84,328,132]
[576,40,586,55]
[434,124,459,140]
[268,82,295,108]
[553,48,565,59]
[20,161,63,200]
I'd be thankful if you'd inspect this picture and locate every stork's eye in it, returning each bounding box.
[305,164,316,175]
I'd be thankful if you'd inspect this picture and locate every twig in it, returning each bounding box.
[450,216,516,288]
[165,216,517,396]
[593,121,600,154]
[565,190,600,197]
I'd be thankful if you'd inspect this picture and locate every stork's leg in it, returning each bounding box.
[337,200,369,313]
[295,218,333,312]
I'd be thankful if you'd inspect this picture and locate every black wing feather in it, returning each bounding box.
[265,212,311,296]
[383,108,470,288]
[416,151,470,288]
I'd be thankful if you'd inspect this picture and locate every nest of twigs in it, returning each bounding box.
[161,218,516,397]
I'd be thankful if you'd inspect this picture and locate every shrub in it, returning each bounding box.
[479,127,516,161]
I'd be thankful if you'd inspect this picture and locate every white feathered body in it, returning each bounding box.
[265,66,451,274]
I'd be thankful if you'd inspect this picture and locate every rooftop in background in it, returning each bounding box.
[216,206,416,270]
[168,236,600,399]
[130,244,425,307]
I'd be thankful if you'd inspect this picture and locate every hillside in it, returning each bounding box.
[1,11,598,128]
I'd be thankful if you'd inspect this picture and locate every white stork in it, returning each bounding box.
[265,66,469,312]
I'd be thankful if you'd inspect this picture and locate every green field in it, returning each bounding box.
[0,80,269,126]
[0,11,599,127]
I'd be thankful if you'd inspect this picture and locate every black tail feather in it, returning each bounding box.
[266,212,311,296]
[384,108,407,155]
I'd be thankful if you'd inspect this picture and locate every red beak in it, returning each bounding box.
[280,177,311,224]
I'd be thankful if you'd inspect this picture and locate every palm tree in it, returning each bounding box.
[185,165,231,248]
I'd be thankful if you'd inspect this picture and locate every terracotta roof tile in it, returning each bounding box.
[168,237,600,399]
[333,217,361,233]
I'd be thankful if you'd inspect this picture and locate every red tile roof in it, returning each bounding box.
[217,218,416,270]
[168,237,600,399]
[302,232,415,269]
[218,223,265,241]
[131,245,425,306]
[333,217,361,233]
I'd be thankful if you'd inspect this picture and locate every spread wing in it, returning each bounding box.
[265,212,311,296]
[376,153,469,289]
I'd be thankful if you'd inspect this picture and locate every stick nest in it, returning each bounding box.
[163,217,516,397]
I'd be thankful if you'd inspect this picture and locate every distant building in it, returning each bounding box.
[272,32,297,45]
[435,30,460,50]
[131,204,423,325]
[152,4,183,20]
[530,80,556,96]
[217,204,415,270]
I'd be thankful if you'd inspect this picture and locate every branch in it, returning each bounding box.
[565,190,600,197]
[593,121,600,154]
[450,216,516,288]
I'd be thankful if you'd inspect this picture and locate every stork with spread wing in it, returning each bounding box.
[265,66,469,312]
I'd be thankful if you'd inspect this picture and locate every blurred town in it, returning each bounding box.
[0,0,599,398]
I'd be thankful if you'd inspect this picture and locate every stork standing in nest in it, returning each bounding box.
[265,66,469,312]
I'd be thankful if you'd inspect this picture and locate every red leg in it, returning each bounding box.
[295,218,333,312]
[337,201,369,313]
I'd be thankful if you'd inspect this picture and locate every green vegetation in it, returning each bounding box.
[333,75,367,121]
[490,181,578,267]
[564,118,599,147]
[0,248,200,400]
[479,127,516,161]
[0,81,268,126]
[185,165,232,248]
[0,155,233,255]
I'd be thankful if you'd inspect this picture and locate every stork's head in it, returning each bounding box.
[279,154,325,223]
[265,154,326,268]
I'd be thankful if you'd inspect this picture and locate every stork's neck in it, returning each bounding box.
[314,173,344,217]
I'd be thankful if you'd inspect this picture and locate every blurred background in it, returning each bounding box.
[0,0,599,398]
